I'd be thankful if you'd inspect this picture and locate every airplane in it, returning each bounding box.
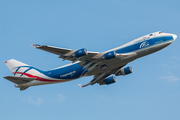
[4,31,177,91]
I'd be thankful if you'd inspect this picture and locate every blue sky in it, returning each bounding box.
[1,0,180,120]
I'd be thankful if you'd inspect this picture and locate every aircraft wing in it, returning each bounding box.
[78,64,127,88]
[78,73,111,87]
[32,44,74,56]
[31,44,100,62]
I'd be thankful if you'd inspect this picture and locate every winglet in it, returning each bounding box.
[31,44,41,48]
[78,84,83,88]
[78,83,91,88]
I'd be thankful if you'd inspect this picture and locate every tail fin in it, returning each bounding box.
[5,59,30,76]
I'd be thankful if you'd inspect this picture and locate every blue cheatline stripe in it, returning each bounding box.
[20,67,33,77]
[14,64,87,80]
[115,36,173,53]
[45,63,87,79]
[14,67,21,75]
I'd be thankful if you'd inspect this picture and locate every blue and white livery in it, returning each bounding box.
[4,31,177,90]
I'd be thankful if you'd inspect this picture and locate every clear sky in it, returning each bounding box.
[1,0,180,120]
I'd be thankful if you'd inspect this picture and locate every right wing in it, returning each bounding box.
[78,64,126,88]
[78,73,111,87]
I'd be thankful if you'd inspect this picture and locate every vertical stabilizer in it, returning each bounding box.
[5,59,30,74]
[4,59,35,91]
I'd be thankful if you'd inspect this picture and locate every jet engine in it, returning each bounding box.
[102,51,117,60]
[100,76,116,85]
[72,48,88,58]
[115,66,133,76]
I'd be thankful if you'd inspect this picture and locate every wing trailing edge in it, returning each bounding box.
[31,44,99,62]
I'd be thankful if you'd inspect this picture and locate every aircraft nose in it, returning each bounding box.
[173,34,177,40]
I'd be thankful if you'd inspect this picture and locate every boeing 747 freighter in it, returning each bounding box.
[4,31,177,90]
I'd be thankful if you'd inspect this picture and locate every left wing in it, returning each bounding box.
[31,44,100,62]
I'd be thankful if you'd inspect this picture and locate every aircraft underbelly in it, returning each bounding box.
[86,41,173,76]
[135,41,172,58]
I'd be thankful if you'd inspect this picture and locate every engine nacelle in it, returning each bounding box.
[104,76,116,85]
[73,48,88,58]
[115,66,133,76]
[102,51,117,60]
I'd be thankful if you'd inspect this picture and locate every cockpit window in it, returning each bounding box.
[149,34,153,36]
[159,31,163,34]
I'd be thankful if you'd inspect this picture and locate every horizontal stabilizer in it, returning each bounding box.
[20,86,29,91]
[4,76,36,84]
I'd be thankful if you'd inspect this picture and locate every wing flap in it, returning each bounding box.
[4,76,36,84]
[117,52,137,59]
